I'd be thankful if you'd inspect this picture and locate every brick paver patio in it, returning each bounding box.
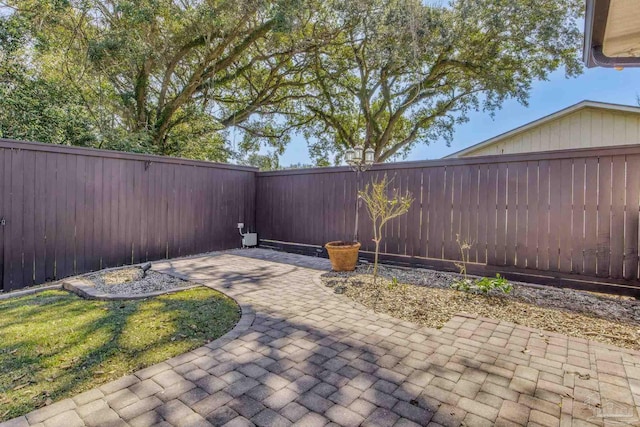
[2,249,640,427]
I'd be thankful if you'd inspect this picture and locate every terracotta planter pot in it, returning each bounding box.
[325,241,361,271]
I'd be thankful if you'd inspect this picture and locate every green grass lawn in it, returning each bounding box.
[0,287,240,421]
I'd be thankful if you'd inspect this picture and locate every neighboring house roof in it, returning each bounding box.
[444,100,640,159]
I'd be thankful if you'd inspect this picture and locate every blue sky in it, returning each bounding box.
[278,66,640,166]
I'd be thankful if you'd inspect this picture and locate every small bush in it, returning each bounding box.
[451,278,473,292]
[474,274,513,294]
[452,274,513,295]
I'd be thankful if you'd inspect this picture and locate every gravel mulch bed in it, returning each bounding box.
[322,264,640,351]
[88,267,194,295]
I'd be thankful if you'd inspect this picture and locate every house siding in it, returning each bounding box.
[462,108,640,157]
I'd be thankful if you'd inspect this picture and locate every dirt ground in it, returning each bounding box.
[322,265,640,351]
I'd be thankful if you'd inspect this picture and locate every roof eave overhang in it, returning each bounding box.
[584,0,640,68]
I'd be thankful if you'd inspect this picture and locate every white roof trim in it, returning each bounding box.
[444,100,640,158]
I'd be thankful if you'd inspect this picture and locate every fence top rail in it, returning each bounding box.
[259,143,640,176]
[0,138,258,172]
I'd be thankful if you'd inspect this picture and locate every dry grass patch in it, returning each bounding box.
[100,267,143,285]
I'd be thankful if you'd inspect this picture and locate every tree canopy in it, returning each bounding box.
[1,0,334,161]
[0,13,96,146]
[290,0,583,164]
[0,0,583,164]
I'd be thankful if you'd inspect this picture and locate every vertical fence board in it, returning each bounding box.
[94,157,105,271]
[459,166,471,258]
[187,166,197,254]
[160,162,171,259]
[33,152,47,284]
[597,157,612,277]
[247,171,256,234]
[526,161,539,269]
[167,164,178,258]
[468,166,479,263]
[274,174,284,242]
[108,158,120,267]
[548,160,563,271]
[398,171,409,255]
[22,150,36,286]
[135,162,146,262]
[64,155,77,276]
[45,153,60,280]
[116,160,127,266]
[75,156,86,274]
[1,150,10,290]
[407,169,421,258]
[624,155,640,280]
[558,159,574,273]
[84,157,96,272]
[506,164,518,266]
[418,169,429,259]
[571,159,586,274]
[476,165,489,264]
[537,160,551,271]
[146,162,157,260]
[190,166,198,252]
[195,167,205,253]
[495,163,508,266]
[610,156,626,278]
[583,157,599,276]
[515,163,528,269]
[6,149,24,290]
[428,167,444,259]
[207,168,218,251]
[0,149,5,290]
[485,164,499,265]
[199,167,208,250]
[443,166,456,260]
[314,175,323,245]
[346,172,356,244]
[176,165,186,257]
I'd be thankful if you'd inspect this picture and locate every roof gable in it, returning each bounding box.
[445,100,640,158]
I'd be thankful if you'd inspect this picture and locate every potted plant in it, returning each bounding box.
[325,145,375,271]
[325,240,362,272]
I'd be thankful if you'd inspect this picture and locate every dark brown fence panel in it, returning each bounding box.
[0,139,256,292]
[625,155,640,280]
[5,138,640,295]
[256,145,640,294]
[583,157,598,276]
[597,156,613,277]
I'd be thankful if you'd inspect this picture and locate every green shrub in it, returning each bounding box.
[474,274,513,294]
[451,278,473,292]
[452,274,512,295]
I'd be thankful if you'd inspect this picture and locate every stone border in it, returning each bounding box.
[62,277,202,301]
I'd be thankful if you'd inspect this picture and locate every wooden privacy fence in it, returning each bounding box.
[3,139,640,295]
[257,145,640,295]
[0,139,256,292]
